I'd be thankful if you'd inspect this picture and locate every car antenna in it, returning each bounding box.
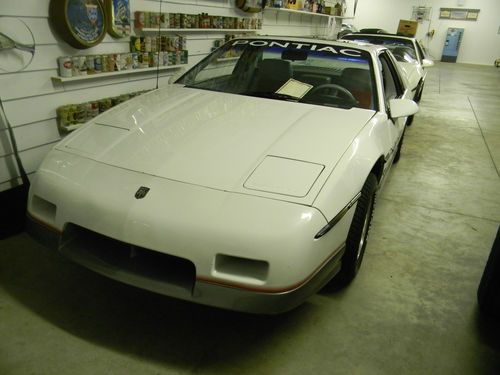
[156,0,163,90]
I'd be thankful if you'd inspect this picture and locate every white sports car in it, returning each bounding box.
[340,33,434,104]
[27,37,418,314]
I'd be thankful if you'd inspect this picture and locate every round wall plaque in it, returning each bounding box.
[50,0,107,49]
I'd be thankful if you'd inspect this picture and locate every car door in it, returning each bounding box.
[377,51,407,177]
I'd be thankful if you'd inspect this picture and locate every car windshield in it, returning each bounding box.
[176,38,375,110]
[341,35,418,62]
[384,44,417,63]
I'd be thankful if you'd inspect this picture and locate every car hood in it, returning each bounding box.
[58,86,375,201]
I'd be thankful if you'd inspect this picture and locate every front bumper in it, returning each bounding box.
[27,214,344,314]
[26,150,353,313]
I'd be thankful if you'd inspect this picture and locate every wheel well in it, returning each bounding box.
[370,156,385,182]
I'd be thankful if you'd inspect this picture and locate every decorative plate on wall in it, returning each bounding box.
[49,0,107,49]
[236,0,264,13]
[105,0,131,38]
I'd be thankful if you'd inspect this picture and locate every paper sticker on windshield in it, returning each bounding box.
[276,79,313,99]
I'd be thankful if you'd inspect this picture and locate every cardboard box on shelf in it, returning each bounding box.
[286,0,301,10]
[397,19,418,37]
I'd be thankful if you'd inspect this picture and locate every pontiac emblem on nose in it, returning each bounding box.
[135,186,150,199]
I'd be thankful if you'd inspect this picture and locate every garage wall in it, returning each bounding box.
[352,0,500,65]
[0,0,343,194]
[418,0,500,65]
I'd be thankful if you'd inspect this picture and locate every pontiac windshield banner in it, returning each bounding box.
[232,40,366,58]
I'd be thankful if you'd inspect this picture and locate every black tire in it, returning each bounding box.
[478,226,500,318]
[414,80,424,103]
[406,114,414,126]
[393,130,405,164]
[407,81,424,127]
[335,173,378,285]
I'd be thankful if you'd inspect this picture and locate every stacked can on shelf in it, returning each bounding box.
[68,54,124,75]
[56,49,183,77]
[130,35,186,53]
[129,35,188,67]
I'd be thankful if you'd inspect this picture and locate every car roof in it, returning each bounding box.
[233,35,387,54]
[343,33,416,42]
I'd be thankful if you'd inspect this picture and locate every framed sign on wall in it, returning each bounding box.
[439,8,480,21]
[105,0,131,38]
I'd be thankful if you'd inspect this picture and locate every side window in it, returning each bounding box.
[378,52,404,105]
[416,41,426,62]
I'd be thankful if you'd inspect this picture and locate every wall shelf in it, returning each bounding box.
[138,28,260,33]
[52,64,186,83]
[263,7,346,19]
[262,7,349,40]
[216,57,240,62]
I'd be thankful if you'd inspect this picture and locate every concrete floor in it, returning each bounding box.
[1,63,499,374]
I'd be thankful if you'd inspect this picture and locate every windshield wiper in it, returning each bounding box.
[244,91,300,102]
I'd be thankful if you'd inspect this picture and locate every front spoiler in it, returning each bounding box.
[27,214,345,314]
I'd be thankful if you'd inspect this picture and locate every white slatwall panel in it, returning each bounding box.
[0,0,328,192]
[0,143,56,183]
[3,74,171,127]
[0,174,33,192]
[1,0,51,17]
[0,119,60,156]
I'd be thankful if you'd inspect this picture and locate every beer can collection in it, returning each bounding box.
[133,10,262,30]
[57,37,188,78]
[57,90,151,132]
[57,8,263,79]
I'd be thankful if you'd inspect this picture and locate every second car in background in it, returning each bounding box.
[340,33,433,104]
